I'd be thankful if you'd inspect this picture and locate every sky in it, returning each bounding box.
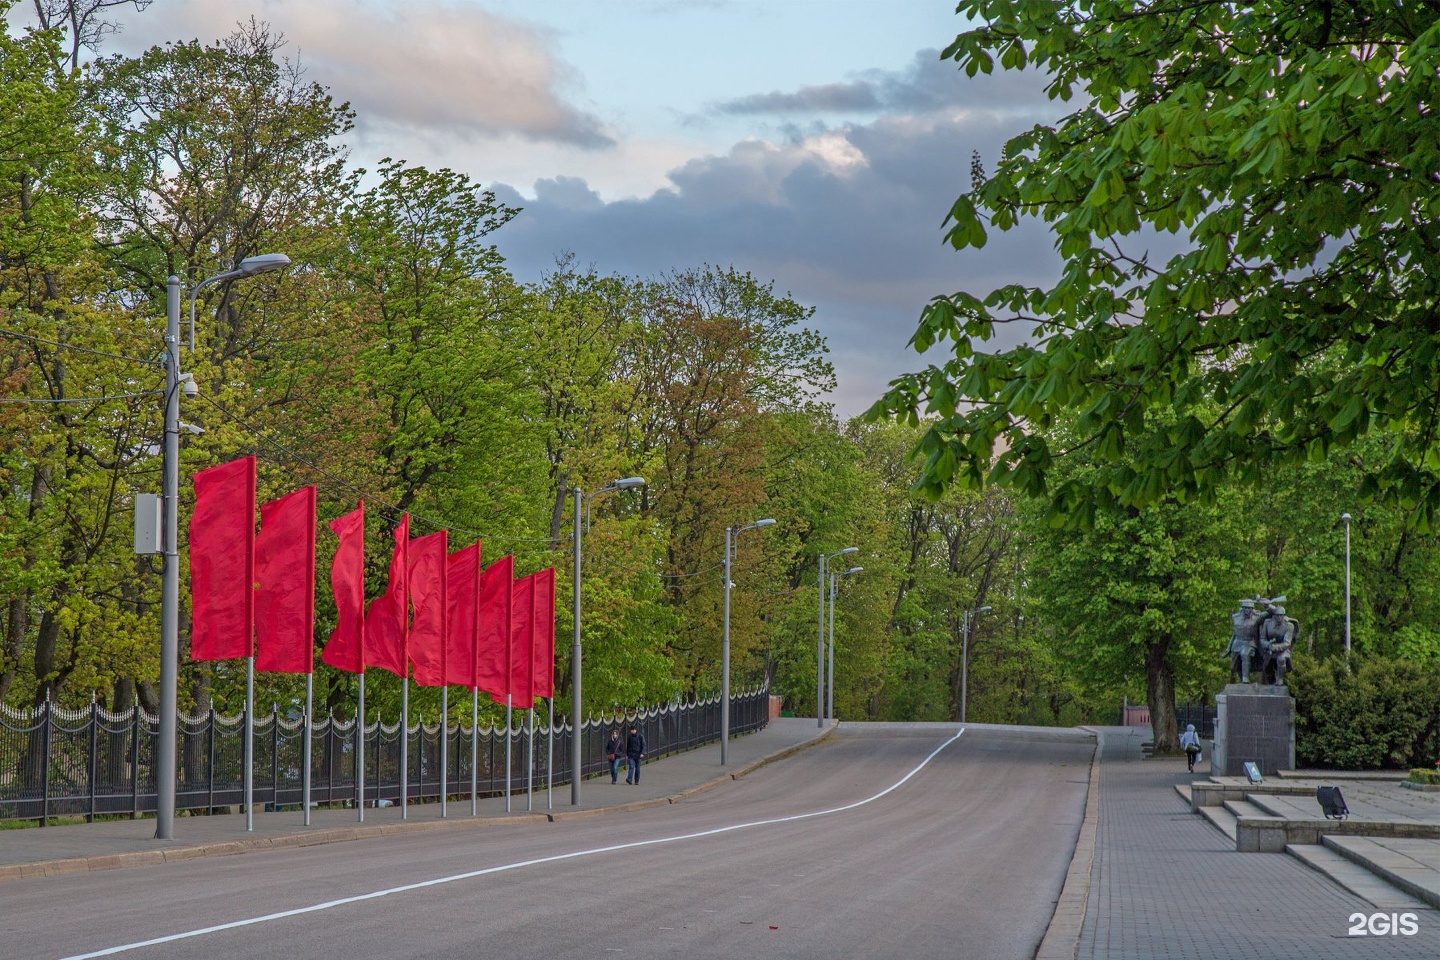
[21,0,1071,418]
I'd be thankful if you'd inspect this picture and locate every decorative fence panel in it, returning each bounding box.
[0,686,769,824]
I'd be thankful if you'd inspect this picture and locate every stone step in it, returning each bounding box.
[1287,843,1433,911]
[1324,836,1440,911]
[1223,798,1273,820]
[1199,803,1238,842]
[1173,783,1192,806]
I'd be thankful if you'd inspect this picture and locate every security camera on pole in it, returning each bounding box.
[156,254,290,841]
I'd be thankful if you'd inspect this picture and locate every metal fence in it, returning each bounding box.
[0,686,770,824]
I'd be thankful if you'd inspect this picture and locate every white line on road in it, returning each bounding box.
[59,728,964,960]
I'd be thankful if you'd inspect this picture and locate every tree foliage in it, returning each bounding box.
[872,1,1440,528]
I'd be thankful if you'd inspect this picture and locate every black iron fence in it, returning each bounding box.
[0,687,771,824]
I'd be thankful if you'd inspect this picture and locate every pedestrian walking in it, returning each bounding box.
[625,722,647,784]
[605,729,623,784]
[1179,722,1203,773]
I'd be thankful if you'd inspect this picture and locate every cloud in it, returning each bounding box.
[712,49,1053,117]
[102,0,613,147]
[492,67,1070,418]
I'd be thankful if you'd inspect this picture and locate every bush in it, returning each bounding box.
[1290,655,1440,770]
[1407,768,1440,785]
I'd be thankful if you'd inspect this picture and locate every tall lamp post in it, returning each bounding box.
[827,566,862,721]
[960,605,991,724]
[1341,512,1352,662]
[158,254,291,841]
[721,518,775,764]
[571,476,645,805]
[817,546,858,728]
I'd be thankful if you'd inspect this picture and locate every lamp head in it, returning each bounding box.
[978,605,992,614]
[613,476,645,490]
[236,253,292,277]
[843,566,863,575]
[838,546,858,557]
[754,518,776,528]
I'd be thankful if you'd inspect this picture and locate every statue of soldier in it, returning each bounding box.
[1259,602,1297,685]
[1225,599,1264,683]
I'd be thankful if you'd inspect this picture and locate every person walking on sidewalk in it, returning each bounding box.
[1179,723,1203,773]
[625,723,647,784]
[605,729,624,784]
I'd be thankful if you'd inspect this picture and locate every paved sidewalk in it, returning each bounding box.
[1063,727,1440,959]
[0,718,835,881]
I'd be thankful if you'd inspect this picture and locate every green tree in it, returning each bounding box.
[873,2,1440,527]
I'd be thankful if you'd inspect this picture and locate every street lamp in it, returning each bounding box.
[158,254,291,841]
[571,476,644,805]
[818,546,858,728]
[1341,512,1352,662]
[827,566,862,721]
[721,518,776,764]
[960,605,991,723]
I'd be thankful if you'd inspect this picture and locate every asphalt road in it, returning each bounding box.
[5,724,1095,960]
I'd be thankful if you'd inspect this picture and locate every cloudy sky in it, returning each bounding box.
[32,0,1071,417]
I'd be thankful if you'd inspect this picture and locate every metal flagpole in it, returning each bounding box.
[400,681,409,819]
[244,656,255,832]
[526,708,534,812]
[303,672,313,826]
[470,689,478,816]
[440,686,449,818]
[356,673,365,822]
[504,696,512,813]
[546,699,554,811]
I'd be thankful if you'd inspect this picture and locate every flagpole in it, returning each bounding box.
[400,680,409,820]
[438,686,447,818]
[245,656,255,832]
[357,673,365,823]
[470,688,478,816]
[526,707,534,812]
[303,672,313,826]
[504,695,512,813]
[546,698,554,811]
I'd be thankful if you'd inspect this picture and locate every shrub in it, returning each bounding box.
[1406,768,1440,785]
[1290,656,1440,770]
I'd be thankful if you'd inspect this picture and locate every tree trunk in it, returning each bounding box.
[1146,638,1179,752]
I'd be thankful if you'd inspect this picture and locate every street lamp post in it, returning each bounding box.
[721,518,775,764]
[158,254,291,841]
[571,476,644,805]
[960,605,991,724]
[1342,512,1352,662]
[817,546,857,728]
[827,566,862,721]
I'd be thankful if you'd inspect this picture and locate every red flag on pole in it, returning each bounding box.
[531,567,556,700]
[408,530,448,687]
[445,542,481,687]
[475,555,513,704]
[321,503,365,673]
[509,572,536,709]
[255,486,316,673]
[190,456,256,661]
[366,514,410,679]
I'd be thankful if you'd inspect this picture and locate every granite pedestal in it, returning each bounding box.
[1210,682,1294,777]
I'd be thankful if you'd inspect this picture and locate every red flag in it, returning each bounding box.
[408,530,448,687]
[532,567,556,700]
[366,514,410,679]
[190,456,256,661]
[321,503,365,673]
[445,542,481,687]
[475,555,513,704]
[255,486,316,673]
[509,572,536,709]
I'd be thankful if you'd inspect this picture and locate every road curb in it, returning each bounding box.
[1035,726,1101,960]
[1,726,839,880]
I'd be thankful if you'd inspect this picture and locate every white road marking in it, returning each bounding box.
[59,729,964,959]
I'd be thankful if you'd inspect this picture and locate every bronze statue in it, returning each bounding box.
[1226,599,1263,683]
[1259,601,1297,685]
[1225,595,1299,685]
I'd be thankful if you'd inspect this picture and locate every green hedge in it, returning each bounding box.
[1289,656,1440,770]
[1407,768,1440,785]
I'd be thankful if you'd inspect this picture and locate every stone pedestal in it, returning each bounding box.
[1211,683,1294,777]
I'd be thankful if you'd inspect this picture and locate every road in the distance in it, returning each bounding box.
[5,724,1094,960]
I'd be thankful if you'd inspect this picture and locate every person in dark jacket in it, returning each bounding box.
[605,729,623,784]
[625,724,647,784]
